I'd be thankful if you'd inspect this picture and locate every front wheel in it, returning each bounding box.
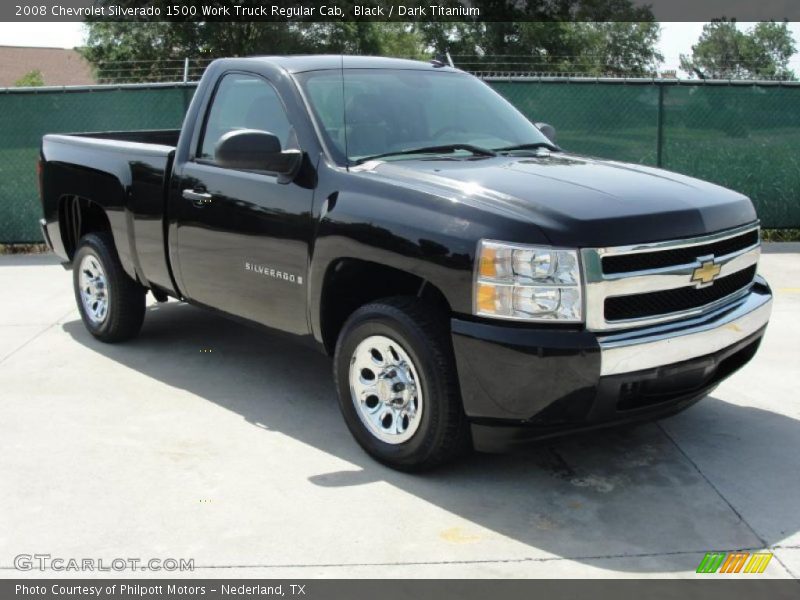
[73,232,146,343]
[334,297,470,471]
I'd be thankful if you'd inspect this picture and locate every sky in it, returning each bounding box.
[1,21,799,74]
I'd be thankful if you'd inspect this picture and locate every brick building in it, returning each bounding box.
[0,45,95,87]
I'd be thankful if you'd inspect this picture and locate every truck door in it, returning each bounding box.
[173,72,313,335]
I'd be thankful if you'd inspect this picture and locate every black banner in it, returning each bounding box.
[5,580,800,600]
[4,0,800,22]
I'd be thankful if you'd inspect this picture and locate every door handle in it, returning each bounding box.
[182,188,213,207]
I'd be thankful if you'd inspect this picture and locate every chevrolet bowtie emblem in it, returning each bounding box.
[691,260,721,287]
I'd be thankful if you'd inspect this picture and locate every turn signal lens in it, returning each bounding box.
[474,240,582,322]
[478,247,497,278]
[476,282,512,315]
[478,245,512,279]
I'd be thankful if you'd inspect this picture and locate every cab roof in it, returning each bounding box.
[213,55,459,74]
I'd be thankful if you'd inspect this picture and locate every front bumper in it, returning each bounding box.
[451,277,772,452]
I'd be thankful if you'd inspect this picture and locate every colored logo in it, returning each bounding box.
[696,551,773,574]
[691,258,722,287]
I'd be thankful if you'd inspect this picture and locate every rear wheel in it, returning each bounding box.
[73,232,145,343]
[334,297,470,471]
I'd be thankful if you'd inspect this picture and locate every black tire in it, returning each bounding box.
[73,232,146,343]
[334,297,470,471]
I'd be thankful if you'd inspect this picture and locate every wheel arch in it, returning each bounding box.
[59,195,112,260]
[58,193,139,283]
[317,257,452,355]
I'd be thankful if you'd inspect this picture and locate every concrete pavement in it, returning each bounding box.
[0,249,798,578]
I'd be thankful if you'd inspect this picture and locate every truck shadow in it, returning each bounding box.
[62,302,799,573]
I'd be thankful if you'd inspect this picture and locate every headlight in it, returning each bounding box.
[474,240,582,322]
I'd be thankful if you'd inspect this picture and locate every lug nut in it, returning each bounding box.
[392,382,405,392]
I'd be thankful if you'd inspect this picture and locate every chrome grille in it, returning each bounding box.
[604,265,757,321]
[581,223,761,331]
[602,229,759,275]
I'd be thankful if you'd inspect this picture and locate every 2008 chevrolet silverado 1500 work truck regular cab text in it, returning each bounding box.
[39,56,773,470]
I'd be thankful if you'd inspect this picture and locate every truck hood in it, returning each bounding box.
[358,152,757,247]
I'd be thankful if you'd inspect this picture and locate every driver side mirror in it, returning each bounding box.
[215,129,301,183]
[535,122,557,144]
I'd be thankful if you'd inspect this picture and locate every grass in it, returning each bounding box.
[762,229,800,242]
[0,243,49,255]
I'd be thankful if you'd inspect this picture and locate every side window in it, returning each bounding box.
[199,73,294,161]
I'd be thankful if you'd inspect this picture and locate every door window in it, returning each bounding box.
[199,73,295,160]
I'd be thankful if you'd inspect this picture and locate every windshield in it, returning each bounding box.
[295,68,552,165]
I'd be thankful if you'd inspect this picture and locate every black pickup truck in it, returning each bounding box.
[39,56,772,470]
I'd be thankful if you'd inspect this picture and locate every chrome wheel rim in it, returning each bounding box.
[78,254,109,325]
[348,334,423,444]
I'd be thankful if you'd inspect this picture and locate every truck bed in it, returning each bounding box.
[40,129,181,295]
[63,129,181,147]
[44,129,180,157]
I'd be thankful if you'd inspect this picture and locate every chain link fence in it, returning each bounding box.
[1,77,798,242]
[491,78,800,230]
[0,84,194,242]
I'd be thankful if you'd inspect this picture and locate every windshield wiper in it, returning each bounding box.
[352,143,497,165]
[493,142,560,153]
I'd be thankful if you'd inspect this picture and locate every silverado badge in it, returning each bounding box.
[691,258,722,287]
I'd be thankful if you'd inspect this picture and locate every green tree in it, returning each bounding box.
[82,0,662,81]
[14,70,44,87]
[574,22,663,76]
[82,21,426,82]
[82,22,312,82]
[417,21,661,76]
[301,22,426,57]
[680,20,797,80]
